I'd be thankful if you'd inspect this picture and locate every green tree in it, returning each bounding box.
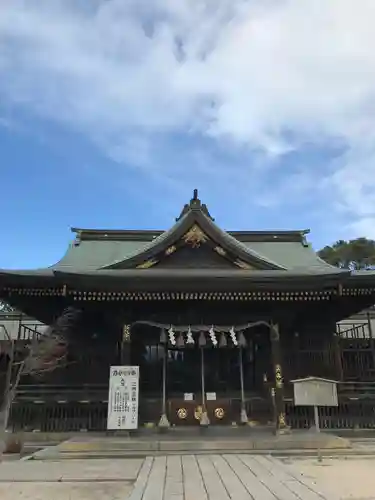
[318,237,375,270]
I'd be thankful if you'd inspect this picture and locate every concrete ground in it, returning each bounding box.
[283,456,375,500]
[1,454,374,499]
[0,458,140,500]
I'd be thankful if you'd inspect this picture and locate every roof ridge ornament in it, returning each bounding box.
[176,189,215,221]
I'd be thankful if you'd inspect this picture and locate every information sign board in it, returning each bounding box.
[107,366,139,430]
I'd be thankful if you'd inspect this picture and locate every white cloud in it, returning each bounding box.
[1,0,375,237]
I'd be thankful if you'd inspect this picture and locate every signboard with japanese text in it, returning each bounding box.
[107,366,139,430]
[291,377,338,407]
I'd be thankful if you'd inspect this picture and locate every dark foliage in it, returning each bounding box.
[318,237,375,270]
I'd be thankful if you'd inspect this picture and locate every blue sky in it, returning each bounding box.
[1,0,375,269]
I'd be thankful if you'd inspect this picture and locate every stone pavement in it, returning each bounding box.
[1,454,374,499]
[128,454,335,499]
[0,458,141,500]
[0,481,133,500]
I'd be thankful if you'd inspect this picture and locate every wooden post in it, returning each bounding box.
[158,333,170,429]
[314,405,322,462]
[239,347,248,424]
[332,332,344,381]
[200,347,210,426]
[270,323,290,433]
[367,311,375,372]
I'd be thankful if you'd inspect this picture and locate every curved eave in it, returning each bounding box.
[101,210,286,271]
[346,271,375,286]
[49,268,349,292]
[4,267,374,293]
[0,269,56,286]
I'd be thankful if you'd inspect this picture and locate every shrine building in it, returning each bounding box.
[1,190,375,431]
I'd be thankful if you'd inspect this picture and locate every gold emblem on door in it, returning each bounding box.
[214,407,225,419]
[177,408,188,419]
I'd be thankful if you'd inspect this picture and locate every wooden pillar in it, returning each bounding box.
[367,311,375,372]
[120,324,131,365]
[270,323,289,433]
[332,332,344,381]
[158,329,170,429]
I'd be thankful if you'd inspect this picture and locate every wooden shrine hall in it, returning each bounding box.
[1,190,375,432]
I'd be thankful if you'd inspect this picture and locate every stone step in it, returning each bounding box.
[29,431,351,460]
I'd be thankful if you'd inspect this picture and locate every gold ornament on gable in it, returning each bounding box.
[214,246,226,257]
[235,259,254,270]
[136,258,158,269]
[165,245,177,256]
[183,225,208,248]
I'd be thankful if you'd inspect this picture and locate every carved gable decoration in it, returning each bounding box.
[183,224,208,248]
[234,259,255,270]
[134,224,262,270]
[100,191,286,271]
[136,259,158,269]
[152,243,235,269]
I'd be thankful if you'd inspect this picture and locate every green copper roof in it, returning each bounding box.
[242,242,335,272]
[54,240,147,270]
[52,236,335,273]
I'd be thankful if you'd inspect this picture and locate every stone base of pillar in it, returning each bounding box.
[275,426,291,435]
[158,413,170,431]
[273,411,291,435]
[240,408,248,425]
[200,411,210,427]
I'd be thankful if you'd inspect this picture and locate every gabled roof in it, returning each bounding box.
[53,230,336,273]
[100,208,286,271]
[52,190,339,274]
[0,189,347,278]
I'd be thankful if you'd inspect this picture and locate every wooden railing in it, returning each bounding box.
[285,381,375,429]
[337,322,372,339]
[9,401,108,432]
[0,322,44,342]
[17,324,44,342]
[286,400,375,430]
[6,381,375,432]
[14,384,109,402]
[339,381,375,398]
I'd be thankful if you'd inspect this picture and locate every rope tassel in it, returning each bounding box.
[209,325,218,347]
[168,326,176,346]
[229,327,238,346]
[186,326,195,345]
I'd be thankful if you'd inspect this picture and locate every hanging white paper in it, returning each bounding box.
[107,366,139,430]
[206,392,217,401]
